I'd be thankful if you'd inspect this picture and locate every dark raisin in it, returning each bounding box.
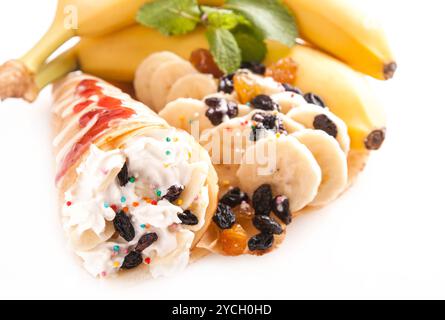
[121,251,142,269]
[313,114,338,138]
[252,112,286,134]
[213,203,236,229]
[253,215,283,235]
[178,210,199,226]
[241,61,266,75]
[113,211,135,242]
[218,74,235,94]
[365,129,386,150]
[252,184,273,216]
[205,98,239,126]
[117,162,129,186]
[162,184,184,202]
[250,95,279,111]
[272,195,291,225]
[282,83,303,95]
[304,93,326,108]
[248,233,274,251]
[220,187,249,208]
[134,233,158,252]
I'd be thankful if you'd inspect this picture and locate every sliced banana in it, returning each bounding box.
[292,130,348,207]
[166,73,218,104]
[270,91,307,114]
[149,60,197,112]
[287,104,350,153]
[237,135,322,213]
[134,51,183,109]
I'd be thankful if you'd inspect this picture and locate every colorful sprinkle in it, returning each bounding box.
[144,257,151,265]
[113,245,120,252]
[151,200,158,205]
[123,207,129,213]
[176,199,183,206]
[104,202,110,208]
[144,198,152,204]
[113,261,120,268]
[173,137,179,142]
[246,102,251,107]
[140,224,146,229]
[120,196,127,203]
[156,190,162,197]
[276,133,281,138]
[222,180,230,186]
[163,163,170,168]
[166,137,171,142]
[166,150,171,156]
[129,177,136,183]
[101,271,107,277]
[111,204,118,212]
[133,202,139,207]
[66,201,72,207]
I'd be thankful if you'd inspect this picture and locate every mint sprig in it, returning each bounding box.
[137,0,298,73]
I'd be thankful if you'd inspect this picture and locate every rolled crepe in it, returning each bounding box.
[52,72,218,278]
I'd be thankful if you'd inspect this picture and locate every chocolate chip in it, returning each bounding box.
[313,114,338,138]
[272,195,291,225]
[213,203,236,229]
[113,211,135,242]
[283,83,303,95]
[252,184,273,216]
[241,61,266,75]
[251,95,279,111]
[121,251,142,269]
[178,210,199,226]
[253,215,283,235]
[117,162,129,186]
[134,233,158,252]
[205,97,239,126]
[162,185,184,202]
[248,233,274,251]
[304,93,326,108]
[220,187,249,208]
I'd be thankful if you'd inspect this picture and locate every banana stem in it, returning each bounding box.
[35,48,78,90]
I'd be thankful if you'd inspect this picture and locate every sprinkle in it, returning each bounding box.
[129,177,136,183]
[276,133,281,138]
[151,200,158,205]
[144,257,151,265]
[123,207,129,213]
[133,202,139,207]
[104,202,110,208]
[194,195,199,201]
[222,180,230,186]
[140,224,146,229]
[168,224,179,232]
[144,198,152,203]
[173,137,179,142]
[163,163,170,168]
[166,137,171,142]
[166,150,171,156]
[113,261,120,268]
[111,204,118,212]
[120,196,127,203]
[101,169,109,175]
[156,190,162,197]
[246,102,251,107]
[101,271,107,277]
[176,199,183,206]
[66,201,72,207]
[113,245,120,252]
[188,152,192,159]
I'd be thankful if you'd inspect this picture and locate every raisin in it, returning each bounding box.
[121,251,142,269]
[283,83,303,95]
[250,123,267,142]
[178,210,199,226]
[251,95,279,111]
[113,211,135,242]
[252,184,273,216]
[218,74,235,94]
[117,162,129,186]
[248,233,274,251]
[213,203,236,229]
[134,233,158,252]
[162,184,184,202]
[241,61,266,75]
[190,48,223,78]
[304,93,326,108]
[265,57,298,84]
[252,112,286,134]
[253,215,283,235]
[220,224,248,256]
[272,195,291,225]
[220,187,249,208]
[233,73,259,104]
[205,97,239,126]
[313,114,338,138]
[365,129,386,150]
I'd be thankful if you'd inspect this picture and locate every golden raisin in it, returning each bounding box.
[220,224,248,256]
[190,48,224,78]
[233,73,262,104]
[265,57,298,84]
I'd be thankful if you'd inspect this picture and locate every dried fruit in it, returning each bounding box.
[265,57,298,84]
[113,211,135,242]
[121,251,142,269]
[252,112,286,133]
[205,97,239,126]
[313,114,338,138]
[253,215,283,235]
[365,129,386,150]
[283,83,303,95]
[233,72,261,104]
[248,233,274,251]
[213,203,236,229]
[117,162,129,186]
[251,95,280,111]
[178,210,199,226]
[162,184,184,202]
[134,233,158,252]
[190,48,223,78]
[218,74,235,94]
[304,93,326,108]
[220,187,249,208]
[252,184,273,216]
[220,224,248,256]
[240,61,266,75]
[272,195,291,225]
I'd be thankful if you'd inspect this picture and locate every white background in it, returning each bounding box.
[0,0,444,300]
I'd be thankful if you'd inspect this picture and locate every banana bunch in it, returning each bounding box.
[0,0,393,151]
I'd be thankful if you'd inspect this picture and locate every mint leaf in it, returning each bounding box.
[201,6,251,30]
[206,28,242,74]
[234,29,267,62]
[136,0,201,36]
[224,0,298,47]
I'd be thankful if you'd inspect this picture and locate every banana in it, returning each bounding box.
[270,91,307,114]
[166,73,218,105]
[292,130,348,207]
[283,0,396,80]
[287,104,350,153]
[237,136,322,213]
[134,51,183,108]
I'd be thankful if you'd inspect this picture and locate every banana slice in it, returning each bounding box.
[166,73,218,104]
[270,91,307,114]
[134,51,183,108]
[287,104,350,153]
[292,130,348,207]
[149,60,197,112]
[237,135,322,212]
